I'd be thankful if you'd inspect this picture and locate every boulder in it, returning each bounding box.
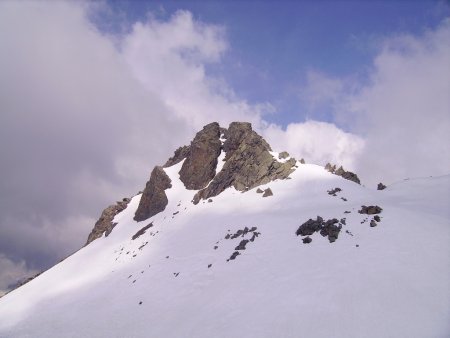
[134,166,172,222]
[262,188,273,197]
[302,236,312,244]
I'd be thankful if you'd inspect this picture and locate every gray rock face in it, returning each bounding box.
[179,122,222,190]
[86,198,131,245]
[134,166,172,222]
[192,122,296,204]
[163,145,190,167]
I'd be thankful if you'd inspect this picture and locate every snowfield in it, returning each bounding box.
[0,161,449,338]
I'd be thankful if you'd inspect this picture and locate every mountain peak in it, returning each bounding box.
[134,121,296,223]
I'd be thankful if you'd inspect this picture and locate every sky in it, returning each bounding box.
[0,0,449,295]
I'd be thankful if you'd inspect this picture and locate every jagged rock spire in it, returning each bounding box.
[133,121,297,222]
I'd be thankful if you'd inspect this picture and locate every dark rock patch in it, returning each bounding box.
[235,239,249,250]
[359,205,383,215]
[327,187,342,196]
[296,216,323,236]
[134,166,172,222]
[132,222,153,240]
[256,188,264,194]
[302,236,312,244]
[227,251,241,261]
[374,215,381,222]
[138,242,149,250]
[370,220,377,227]
[249,232,260,242]
[300,158,305,164]
[319,219,342,243]
[262,188,273,197]
[208,264,212,268]
[377,183,387,190]
[296,216,342,243]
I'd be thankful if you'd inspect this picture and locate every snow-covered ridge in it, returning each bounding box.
[0,122,449,338]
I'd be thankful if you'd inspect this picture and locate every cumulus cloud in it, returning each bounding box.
[295,20,450,185]
[0,1,192,290]
[121,10,269,130]
[263,121,364,169]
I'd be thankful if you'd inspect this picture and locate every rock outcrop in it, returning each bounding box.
[86,198,131,245]
[134,166,172,222]
[192,122,296,204]
[325,163,361,185]
[163,145,190,168]
[295,216,343,243]
[179,122,222,190]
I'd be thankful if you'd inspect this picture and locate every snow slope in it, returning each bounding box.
[0,162,449,338]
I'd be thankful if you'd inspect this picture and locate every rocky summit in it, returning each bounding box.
[133,122,297,223]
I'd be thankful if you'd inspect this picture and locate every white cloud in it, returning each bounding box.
[0,1,190,286]
[121,10,267,130]
[297,20,450,185]
[263,121,365,170]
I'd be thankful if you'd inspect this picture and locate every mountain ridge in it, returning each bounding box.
[1,121,448,338]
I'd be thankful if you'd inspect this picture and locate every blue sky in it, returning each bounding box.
[98,0,449,127]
